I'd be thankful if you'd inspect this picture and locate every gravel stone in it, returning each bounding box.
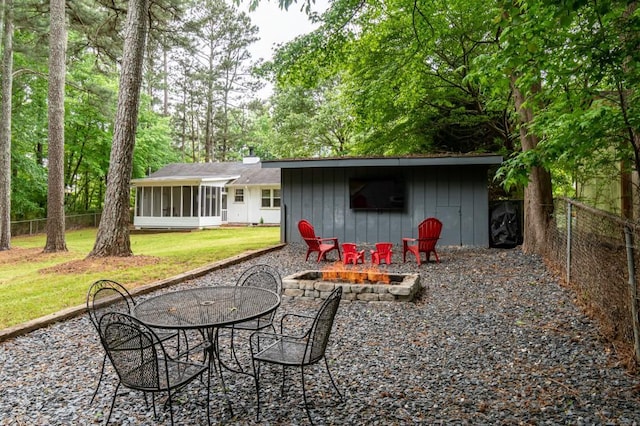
[1,245,639,425]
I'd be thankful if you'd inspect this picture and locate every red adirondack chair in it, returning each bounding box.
[370,242,393,265]
[298,219,341,262]
[402,218,442,265]
[342,243,365,265]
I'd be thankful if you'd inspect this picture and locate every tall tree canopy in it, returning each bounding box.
[268,0,511,155]
[0,0,637,258]
[261,0,640,252]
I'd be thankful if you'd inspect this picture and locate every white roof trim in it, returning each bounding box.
[131,175,240,186]
[226,182,280,187]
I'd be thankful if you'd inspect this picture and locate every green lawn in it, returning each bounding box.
[0,227,280,329]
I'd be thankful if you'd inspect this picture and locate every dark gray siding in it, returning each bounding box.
[281,165,492,247]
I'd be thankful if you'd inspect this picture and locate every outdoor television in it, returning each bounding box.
[349,177,405,211]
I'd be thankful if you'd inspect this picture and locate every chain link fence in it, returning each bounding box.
[546,198,640,366]
[10,212,102,237]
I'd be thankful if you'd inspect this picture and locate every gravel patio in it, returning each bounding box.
[1,244,639,425]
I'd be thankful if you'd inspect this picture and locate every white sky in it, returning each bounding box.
[240,0,331,97]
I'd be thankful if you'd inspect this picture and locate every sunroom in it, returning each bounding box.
[132,176,233,229]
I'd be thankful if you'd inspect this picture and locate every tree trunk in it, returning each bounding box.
[511,77,554,255]
[180,88,186,161]
[204,38,215,163]
[44,0,68,253]
[163,46,168,115]
[618,3,640,215]
[89,0,149,257]
[0,0,13,251]
[621,160,633,220]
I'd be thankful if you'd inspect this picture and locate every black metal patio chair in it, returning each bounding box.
[221,264,282,373]
[98,312,211,425]
[85,279,182,404]
[249,286,343,424]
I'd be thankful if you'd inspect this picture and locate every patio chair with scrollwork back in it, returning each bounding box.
[402,217,443,265]
[98,312,211,426]
[250,286,343,424]
[222,264,282,373]
[85,279,181,404]
[298,219,341,262]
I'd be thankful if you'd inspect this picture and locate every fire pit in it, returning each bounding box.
[282,266,420,302]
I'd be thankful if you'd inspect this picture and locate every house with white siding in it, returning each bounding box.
[131,156,281,229]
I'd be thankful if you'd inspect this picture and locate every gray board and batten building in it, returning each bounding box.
[261,154,503,248]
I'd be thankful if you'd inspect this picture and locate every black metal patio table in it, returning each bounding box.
[133,286,280,332]
[133,286,281,414]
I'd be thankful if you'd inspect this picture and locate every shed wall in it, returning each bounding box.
[281,165,491,247]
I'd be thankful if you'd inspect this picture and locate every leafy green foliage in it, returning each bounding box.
[259,0,640,210]
[63,55,116,213]
[488,0,640,203]
[133,97,181,178]
[267,0,512,159]
[11,154,47,220]
[7,20,185,218]
[4,0,640,222]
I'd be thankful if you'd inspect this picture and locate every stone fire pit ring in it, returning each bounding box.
[282,270,421,302]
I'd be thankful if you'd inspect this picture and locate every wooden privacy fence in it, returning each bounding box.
[546,198,640,364]
[11,212,102,237]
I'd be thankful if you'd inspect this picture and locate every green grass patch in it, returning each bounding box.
[0,227,280,329]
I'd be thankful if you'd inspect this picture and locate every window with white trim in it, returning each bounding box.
[234,188,244,203]
[261,188,281,208]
